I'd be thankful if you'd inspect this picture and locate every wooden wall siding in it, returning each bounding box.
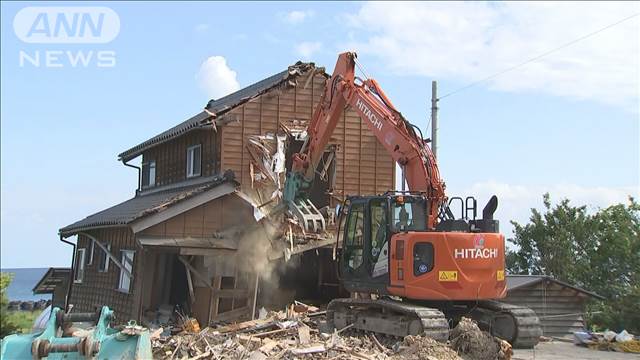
[141,194,253,238]
[142,128,220,188]
[220,72,395,203]
[504,282,588,337]
[70,228,139,323]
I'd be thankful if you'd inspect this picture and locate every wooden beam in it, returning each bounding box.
[185,261,195,304]
[177,256,213,290]
[251,272,259,320]
[179,248,236,257]
[211,306,251,323]
[215,289,249,298]
[209,276,222,324]
[138,236,238,250]
[79,232,132,279]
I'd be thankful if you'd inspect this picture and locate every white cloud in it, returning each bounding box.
[282,10,314,24]
[345,2,639,109]
[454,181,638,238]
[295,41,322,59]
[196,56,241,100]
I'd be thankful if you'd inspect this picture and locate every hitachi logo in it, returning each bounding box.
[454,248,498,259]
[355,98,383,131]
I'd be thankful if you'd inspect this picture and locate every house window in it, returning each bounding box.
[186,145,202,178]
[142,160,156,188]
[74,248,86,283]
[87,239,94,266]
[118,250,135,292]
[98,243,111,272]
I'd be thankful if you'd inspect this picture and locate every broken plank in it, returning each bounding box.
[290,344,326,355]
[298,324,311,345]
[178,256,213,290]
[215,317,273,333]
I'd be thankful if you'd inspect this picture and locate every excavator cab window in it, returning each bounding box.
[391,197,428,232]
[413,243,434,276]
[369,199,389,277]
[344,203,365,271]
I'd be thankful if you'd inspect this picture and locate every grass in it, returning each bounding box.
[2,310,43,334]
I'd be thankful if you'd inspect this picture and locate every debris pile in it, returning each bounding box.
[390,335,462,360]
[151,304,515,360]
[449,318,512,360]
[574,329,640,353]
[151,304,393,359]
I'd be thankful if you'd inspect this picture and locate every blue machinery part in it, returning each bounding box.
[0,306,152,359]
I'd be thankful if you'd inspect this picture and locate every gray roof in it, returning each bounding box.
[506,275,604,299]
[118,61,320,161]
[59,173,235,236]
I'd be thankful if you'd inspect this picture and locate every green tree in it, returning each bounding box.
[1,272,18,337]
[506,194,640,333]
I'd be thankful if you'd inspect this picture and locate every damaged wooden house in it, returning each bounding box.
[59,61,395,327]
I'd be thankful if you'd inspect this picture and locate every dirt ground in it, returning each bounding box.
[512,341,639,360]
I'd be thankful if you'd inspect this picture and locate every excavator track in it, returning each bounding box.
[326,298,450,342]
[468,300,542,348]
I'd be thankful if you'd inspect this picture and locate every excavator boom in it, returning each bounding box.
[285,52,444,229]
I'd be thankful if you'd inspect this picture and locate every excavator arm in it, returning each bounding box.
[284,52,445,229]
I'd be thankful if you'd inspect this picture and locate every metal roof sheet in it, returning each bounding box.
[59,173,235,236]
[506,274,604,299]
[118,61,319,161]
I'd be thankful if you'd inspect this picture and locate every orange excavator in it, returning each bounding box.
[283,52,542,347]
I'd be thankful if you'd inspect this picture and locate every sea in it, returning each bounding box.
[1,267,51,301]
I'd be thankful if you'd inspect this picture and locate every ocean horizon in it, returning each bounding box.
[1,267,52,301]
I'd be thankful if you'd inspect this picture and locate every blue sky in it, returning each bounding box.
[1,1,638,268]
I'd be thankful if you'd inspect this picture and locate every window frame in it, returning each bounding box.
[142,160,157,188]
[74,248,86,283]
[413,242,435,276]
[343,203,365,270]
[186,144,202,178]
[98,243,111,273]
[87,239,94,266]
[117,250,135,293]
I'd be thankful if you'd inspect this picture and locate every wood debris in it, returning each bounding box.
[151,305,512,360]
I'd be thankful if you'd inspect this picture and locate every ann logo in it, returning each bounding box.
[13,7,120,44]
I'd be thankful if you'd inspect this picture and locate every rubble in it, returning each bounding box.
[390,335,462,360]
[449,317,512,360]
[7,299,51,311]
[150,304,514,360]
[574,329,640,354]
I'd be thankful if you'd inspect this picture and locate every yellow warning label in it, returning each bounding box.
[438,271,458,282]
[497,270,505,281]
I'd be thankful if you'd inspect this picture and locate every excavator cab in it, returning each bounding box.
[337,194,432,294]
[337,193,507,300]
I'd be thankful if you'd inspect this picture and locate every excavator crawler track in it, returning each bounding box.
[470,300,542,348]
[326,298,450,342]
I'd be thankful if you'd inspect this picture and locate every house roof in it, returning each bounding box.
[118,61,321,161]
[33,267,71,294]
[506,274,605,300]
[59,172,237,236]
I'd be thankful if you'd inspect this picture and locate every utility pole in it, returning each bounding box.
[431,81,438,159]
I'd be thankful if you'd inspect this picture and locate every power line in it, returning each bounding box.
[439,12,640,100]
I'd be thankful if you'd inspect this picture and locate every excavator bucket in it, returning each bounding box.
[0,306,152,359]
[289,198,326,232]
